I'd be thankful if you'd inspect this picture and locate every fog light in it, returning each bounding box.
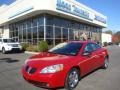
[46,83,50,87]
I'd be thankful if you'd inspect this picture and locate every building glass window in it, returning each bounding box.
[46,39,53,45]
[69,29,74,40]
[55,39,61,45]
[23,29,27,42]
[62,28,68,39]
[27,28,32,42]
[46,26,53,38]
[33,27,37,39]
[55,27,61,39]
[38,26,44,39]
[8,14,102,45]
[27,20,32,28]
[32,18,37,27]
[38,17,44,26]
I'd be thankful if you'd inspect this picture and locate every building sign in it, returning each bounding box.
[56,0,92,21]
[95,15,106,24]
[56,0,107,24]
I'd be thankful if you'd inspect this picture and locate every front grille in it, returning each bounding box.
[25,65,37,74]
[27,80,49,87]
[12,44,18,47]
[12,48,20,51]
[29,68,37,74]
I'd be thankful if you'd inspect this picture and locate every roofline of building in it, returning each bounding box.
[0,0,107,28]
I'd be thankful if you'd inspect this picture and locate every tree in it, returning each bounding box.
[104,30,113,35]
[38,40,48,52]
[115,31,120,42]
[112,35,119,43]
[112,31,120,43]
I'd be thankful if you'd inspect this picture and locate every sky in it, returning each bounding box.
[0,0,120,32]
[76,0,120,32]
[0,0,15,5]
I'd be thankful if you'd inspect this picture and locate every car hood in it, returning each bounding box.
[5,43,20,45]
[7,42,20,44]
[26,52,75,68]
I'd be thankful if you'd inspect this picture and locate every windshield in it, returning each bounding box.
[3,39,15,43]
[49,42,83,56]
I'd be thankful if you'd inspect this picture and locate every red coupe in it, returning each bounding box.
[21,41,109,90]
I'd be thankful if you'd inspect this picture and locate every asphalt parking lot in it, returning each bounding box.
[0,45,120,90]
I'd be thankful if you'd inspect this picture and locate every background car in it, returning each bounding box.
[21,41,109,90]
[0,38,22,54]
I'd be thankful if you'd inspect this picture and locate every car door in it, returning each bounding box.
[80,43,96,76]
[91,43,105,68]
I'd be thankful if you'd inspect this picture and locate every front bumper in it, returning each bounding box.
[5,47,22,52]
[21,66,67,88]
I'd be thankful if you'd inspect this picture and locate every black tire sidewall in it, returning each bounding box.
[2,47,6,54]
[102,58,109,69]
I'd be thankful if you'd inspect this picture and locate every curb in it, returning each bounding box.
[25,51,40,54]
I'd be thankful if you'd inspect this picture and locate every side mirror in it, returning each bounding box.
[83,51,91,56]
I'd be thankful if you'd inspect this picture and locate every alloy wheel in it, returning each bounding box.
[65,68,79,90]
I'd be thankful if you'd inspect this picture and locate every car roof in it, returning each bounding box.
[70,40,96,44]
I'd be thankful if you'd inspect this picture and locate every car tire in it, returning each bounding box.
[65,68,80,90]
[2,47,6,54]
[102,57,109,69]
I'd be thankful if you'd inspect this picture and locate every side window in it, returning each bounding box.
[95,44,101,49]
[91,43,101,51]
[0,39,2,43]
[84,44,94,53]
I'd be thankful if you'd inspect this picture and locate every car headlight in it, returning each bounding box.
[40,64,64,74]
[25,59,29,65]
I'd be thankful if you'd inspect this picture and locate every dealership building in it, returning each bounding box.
[0,0,107,45]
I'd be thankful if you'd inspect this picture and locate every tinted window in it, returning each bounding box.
[49,42,83,56]
[91,43,101,51]
[84,43,94,53]
[0,39,2,42]
[3,39,15,43]
[95,44,101,49]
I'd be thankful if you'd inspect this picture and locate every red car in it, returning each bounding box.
[21,41,109,90]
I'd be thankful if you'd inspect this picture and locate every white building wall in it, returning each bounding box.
[102,33,112,44]
[2,25,9,38]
